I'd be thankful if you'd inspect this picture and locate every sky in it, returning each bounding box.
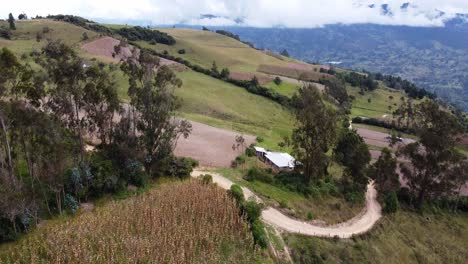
[2,0,468,27]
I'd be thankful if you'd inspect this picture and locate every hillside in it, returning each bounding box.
[1,18,467,264]
[224,24,468,110]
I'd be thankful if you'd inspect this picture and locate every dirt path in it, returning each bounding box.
[192,169,382,238]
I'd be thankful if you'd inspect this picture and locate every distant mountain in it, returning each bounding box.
[210,15,468,110]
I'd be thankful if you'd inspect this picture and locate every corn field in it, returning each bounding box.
[0,181,257,263]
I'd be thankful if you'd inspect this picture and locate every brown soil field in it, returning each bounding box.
[230,71,273,85]
[81,37,185,70]
[257,64,333,82]
[174,120,255,167]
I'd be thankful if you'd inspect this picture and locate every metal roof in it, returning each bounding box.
[254,146,267,153]
[265,152,295,168]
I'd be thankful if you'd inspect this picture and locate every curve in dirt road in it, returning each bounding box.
[192,170,382,238]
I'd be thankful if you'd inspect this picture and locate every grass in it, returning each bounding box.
[0,20,97,55]
[348,85,417,118]
[213,158,362,225]
[139,28,293,73]
[175,70,294,150]
[264,80,300,97]
[0,180,260,263]
[284,210,468,264]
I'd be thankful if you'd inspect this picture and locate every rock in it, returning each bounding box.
[80,203,94,213]
[127,185,138,192]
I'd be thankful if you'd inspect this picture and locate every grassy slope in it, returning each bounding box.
[285,210,468,264]
[176,70,293,150]
[0,20,97,55]
[141,28,292,72]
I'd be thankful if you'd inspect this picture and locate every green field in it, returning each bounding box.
[348,85,413,118]
[285,210,468,264]
[139,28,294,73]
[264,80,300,97]
[175,70,294,150]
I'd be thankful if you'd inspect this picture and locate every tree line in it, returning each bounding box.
[281,84,467,211]
[0,42,194,241]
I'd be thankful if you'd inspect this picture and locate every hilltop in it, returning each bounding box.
[0,16,467,264]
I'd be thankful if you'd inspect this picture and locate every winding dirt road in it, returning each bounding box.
[192,170,382,238]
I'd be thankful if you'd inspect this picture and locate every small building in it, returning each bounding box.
[253,146,296,172]
[254,146,267,160]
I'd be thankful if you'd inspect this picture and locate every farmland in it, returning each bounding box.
[0,181,259,263]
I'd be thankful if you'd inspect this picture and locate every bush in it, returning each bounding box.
[0,28,12,39]
[231,155,246,168]
[201,174,213,185]
[244,167,274,183]
[279,200,289,209]
[251,220,268,248]
[166,157,198,179]
[125,160,147,187]
[256,136,264,143]
[274,76,282,85]
[116,26,175,45]
[64,194,79,215]
[307,211,315,220]
[245,145,256,157]
[89,154,121,196]
[384,191,399,213]
[178,49,186,54]
[243,201,262,223]
[229,184,244,205]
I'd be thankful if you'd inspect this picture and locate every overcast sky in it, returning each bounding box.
[2,0,468,27]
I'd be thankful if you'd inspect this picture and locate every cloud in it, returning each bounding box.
[2,0,468,27]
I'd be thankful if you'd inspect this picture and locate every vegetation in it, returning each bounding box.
[398,101,467,208]
[0,42,194,241]
[0,181,258,263]
[284,210,468,264]
[290,85,338,183]
[116,26,176,45]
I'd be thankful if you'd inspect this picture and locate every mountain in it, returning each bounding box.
[212,15,468,110]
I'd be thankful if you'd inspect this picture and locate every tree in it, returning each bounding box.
[82,32,89,41]
[397,100,466,208]
[333,128,371,190]
[121,50,191,176]
[18,13,27,20]
[274,76,282,85]
[38,41,120,162]
[250,76,259,87]
[368,148,400,195]
[322,78,349,106]
[290,84,338,183]
[280,49,289,57]
[220,68,230,79]
[211,61,219,76]
[8,13,16,30]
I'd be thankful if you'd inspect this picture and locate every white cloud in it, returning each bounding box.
[2,0,468,27]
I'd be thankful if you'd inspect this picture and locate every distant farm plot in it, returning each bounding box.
[257,64,333,82]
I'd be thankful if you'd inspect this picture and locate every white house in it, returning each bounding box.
[254,146,296,172]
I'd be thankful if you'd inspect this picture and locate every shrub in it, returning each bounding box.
[64,194,79,215]
[89,154,121,196]
[244,167,274,183]
[274,76,282,85]
[251,220,268,248]
[201,174,213,185]
[126,159,147,187]
[229,184,244,205]
[256,136,264,143]
[166,157,198,179]
[0,28,12,39]
[243,201,262,223]
[279,200,289,209]
[178,49,186,54]
[384,191,399,213]
[245,145,256,157]
[307,212,315,220]
[231,155,246,168]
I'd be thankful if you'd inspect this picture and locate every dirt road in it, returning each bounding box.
[192,169,382,238]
